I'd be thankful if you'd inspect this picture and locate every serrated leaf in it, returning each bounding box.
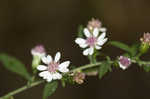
[78,25,84,38]
[110,41,132,53]
[0,53,31,80]
[99,61,111,79]
[43,81,58,99]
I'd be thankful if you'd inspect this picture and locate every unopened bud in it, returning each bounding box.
[31,45,46,69]
[140,33,150,54]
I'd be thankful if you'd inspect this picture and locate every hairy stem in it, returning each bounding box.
[0,80,44,99]
[0,62,102,99]
[1,59,150,99]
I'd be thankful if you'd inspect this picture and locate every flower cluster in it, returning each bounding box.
[2,17,150,99]
[75,18,108,56]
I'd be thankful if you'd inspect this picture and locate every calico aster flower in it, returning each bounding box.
[118,56,131,70]
[75,28,108,56]
[37,52,70,82]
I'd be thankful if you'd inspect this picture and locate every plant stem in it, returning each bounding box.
[0,62,102,99]
[0,80,44,99]
[70,62,102,72]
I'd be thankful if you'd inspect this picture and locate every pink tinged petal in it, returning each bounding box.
[93,28,99,37]
[95,45,102,50]
[52,72,62,80]
[75,38,86,45]
[58,61,70,73]
[42,55,52,64]
[99,27,107,32]
[97,32,106,41]
[54,52,61,62]
[97,38,108,46]
[84,28,91,37]
[89,47,94,55]
[37,65,47,71]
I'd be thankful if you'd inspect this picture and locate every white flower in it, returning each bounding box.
[75,28,108,56]
[31,45,46,58]
[37,52,70,82]
[118,56,131,70]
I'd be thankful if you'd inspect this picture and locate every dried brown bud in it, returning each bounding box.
[73,72,86,84]
[140,33,150,45]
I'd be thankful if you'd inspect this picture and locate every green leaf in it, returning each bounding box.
[43,81,58,99]
[99,61,112,79]
[143,65,150,72]
[0,53,31,80]
[61,74,74,87]
[110,41,132,53]
[78,25,84,38]
[130,44,140,57]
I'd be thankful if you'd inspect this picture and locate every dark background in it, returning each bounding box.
[0,0,150,99]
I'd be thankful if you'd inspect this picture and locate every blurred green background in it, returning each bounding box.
[0,0,150,99]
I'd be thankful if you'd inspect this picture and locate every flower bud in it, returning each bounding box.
[118,56,131,70]
[31,45,46,69]
[87,18,102,30]
[140,33,150,54]
[73,72,86,84]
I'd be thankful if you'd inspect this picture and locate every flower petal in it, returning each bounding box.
[79,43,88,48]
[42,55,52,64]
[59,61,70,68]
[93,28,99,37]
[75,38,86,45]
[99,27,107,32]
[84,28,91,37]
[97,32,106,41]
[83,48,89,56]
[58,61,70,73]
[95,45,102,50]
[46,73,53,82]
[37,65,47,71]
[39,71,49,77]
[52,72,62,80]
[83,47,94,56]
[119,62,127,70]
[89,47,94,55]
[97,38,108,46]
[54,52,61,62]
[47,55,52,62]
